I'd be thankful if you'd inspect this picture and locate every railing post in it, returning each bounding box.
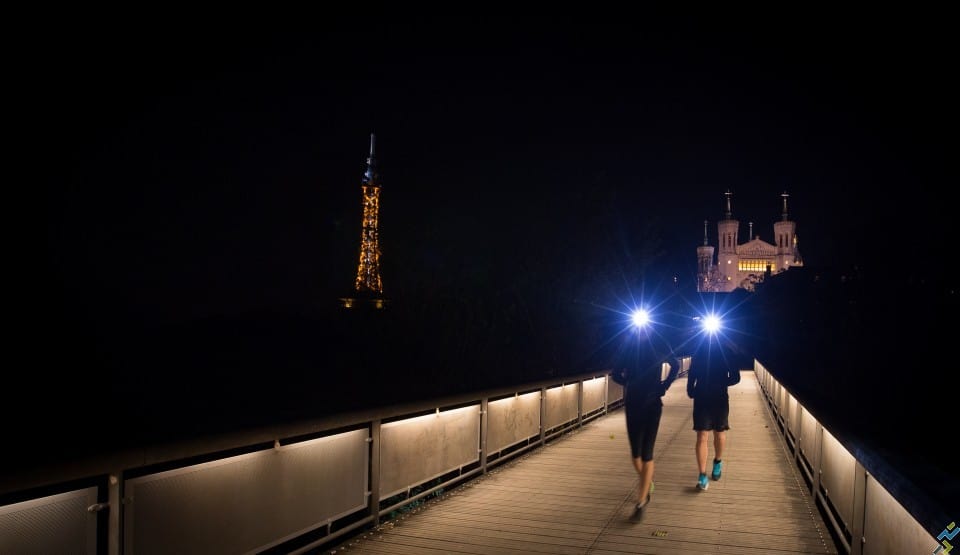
[539,387,547,446]
[577,381,583,428]
[368,420,381,523]
[108,472,122,555]
[603,374,609,414]
[793,404,802,463]
[811,421,823,498]
[850,462,867,555]
[479,398,489,474]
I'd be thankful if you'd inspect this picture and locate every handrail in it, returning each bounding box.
[754,360,945,554]
[0,369,621,554]
[3,356,948,554]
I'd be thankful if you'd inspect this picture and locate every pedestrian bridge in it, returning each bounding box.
[322,370,843,555]
[0,363,947,554]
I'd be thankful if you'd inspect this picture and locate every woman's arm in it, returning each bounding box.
[661,359,680,396]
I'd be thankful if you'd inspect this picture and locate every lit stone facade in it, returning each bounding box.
[697,191,803,293]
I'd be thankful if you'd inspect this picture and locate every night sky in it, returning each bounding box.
[28,15,956,475]
[42,16,953,324]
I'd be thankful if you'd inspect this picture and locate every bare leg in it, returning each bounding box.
[695,431,710,474]
[714,431,726,461]
[638,460,654,505]
[631,457,655,505]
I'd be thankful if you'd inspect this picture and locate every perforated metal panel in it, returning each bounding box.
[607,378,624,404]
[820,428,857,529]
[380,405,480,498]
[487,392,540,453]
[798,407,819,469]
[863,476,938,555]
[124,428,368,555]
[785,391,800,439]
[581,377,606,414]
[0,487,98,554]
[543,383,578,431]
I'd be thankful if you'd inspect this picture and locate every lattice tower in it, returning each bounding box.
[354,133,383,294]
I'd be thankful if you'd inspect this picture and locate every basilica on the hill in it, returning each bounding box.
[697,191,803,292]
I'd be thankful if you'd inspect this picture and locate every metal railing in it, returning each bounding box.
[3,354,944,555]
[0,370,623,555]
[754,360,943,555]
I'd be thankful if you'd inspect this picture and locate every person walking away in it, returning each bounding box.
[686,330,742,491]
[610,309,679,521]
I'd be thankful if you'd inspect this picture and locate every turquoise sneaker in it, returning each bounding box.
[697,473,709,491]
[712,461,722,481]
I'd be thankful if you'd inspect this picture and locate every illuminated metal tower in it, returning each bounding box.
[342,133,385,309]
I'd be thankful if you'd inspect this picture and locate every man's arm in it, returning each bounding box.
[686,364,697,398]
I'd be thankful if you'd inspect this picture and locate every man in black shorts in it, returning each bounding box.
[610,309,679,521]
[686,322,742,491]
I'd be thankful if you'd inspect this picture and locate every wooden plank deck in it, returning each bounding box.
[323,371,839,554]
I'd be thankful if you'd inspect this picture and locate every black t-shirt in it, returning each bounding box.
[686,335,744,398]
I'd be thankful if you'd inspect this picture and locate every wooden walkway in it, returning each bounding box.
[322,371,839,554]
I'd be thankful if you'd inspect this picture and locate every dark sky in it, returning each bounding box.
[22,16,960,510]
[23,15,956,524]
[42,16,953,327]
